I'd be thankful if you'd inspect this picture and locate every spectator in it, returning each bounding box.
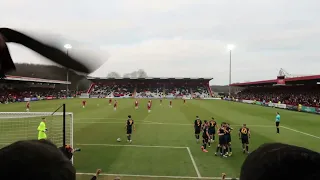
[90,169,102,180]
[236,85,320,107]
[240,143,320,180]
[0,140,75,180]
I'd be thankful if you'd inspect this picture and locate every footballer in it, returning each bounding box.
[239,124,250,154]
[26,101,30,112]
[82,100,86,108]
[194,116,202,143]
[215,123,227,157]
[201,120,210,153]
[114,100,118,111]
[125,115,135,143]
[225,123,233,156]
[208,118,217,147]
[147,100,152,113]
[134,100,139,109]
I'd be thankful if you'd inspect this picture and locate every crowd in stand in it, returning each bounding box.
[90,84,134,97]
[135,86,164,98]
[0,83,76,104]
[191,86,210,98]
[236,85,320,107]
[90,83,211,98]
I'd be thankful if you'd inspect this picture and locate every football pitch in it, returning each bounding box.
[1,99,320,180]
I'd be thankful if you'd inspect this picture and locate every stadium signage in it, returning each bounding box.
[236,99,320,115]
[45,96,57,100]
[242,100,254,104]
[203,98,221,100]
[31,97,39,101]
[300,106,316,113]
[23,98,31,102]
[273,103,286,109]
[286,105,298,111]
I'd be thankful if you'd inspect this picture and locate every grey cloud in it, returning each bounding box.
[1,0,320,85]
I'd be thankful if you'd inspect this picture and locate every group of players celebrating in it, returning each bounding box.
[194,116,251,157]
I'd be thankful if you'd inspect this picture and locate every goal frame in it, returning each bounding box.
[0,111,74,151]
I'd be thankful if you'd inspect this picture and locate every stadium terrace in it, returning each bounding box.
[231,74,320,112]
[85,77,213,99]
[0,75,70,103]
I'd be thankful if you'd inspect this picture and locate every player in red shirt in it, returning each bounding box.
[160,99,162,105]
[114,100,118,111]
[147,101,152,113]
[109,98,112,105]
[26,101,30,112]
[169,100,172,108]
[135,100,139,109]
[82,100,86,108]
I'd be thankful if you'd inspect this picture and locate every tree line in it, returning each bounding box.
[106,69,148,78]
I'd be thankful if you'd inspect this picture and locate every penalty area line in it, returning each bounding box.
[76,172,233,179]
[76,143,187,149]
[186,147,201,178]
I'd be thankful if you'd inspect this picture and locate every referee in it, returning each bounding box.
[275,112,280,133]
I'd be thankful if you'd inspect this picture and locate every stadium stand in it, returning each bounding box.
[0,75,71,104]
[87,77,213,99]
[10,63,91,90]
[231,75,320,108]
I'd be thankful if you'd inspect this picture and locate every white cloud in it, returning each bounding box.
[1,0,320,85]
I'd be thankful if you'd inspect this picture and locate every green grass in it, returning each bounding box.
[1,99,320,180]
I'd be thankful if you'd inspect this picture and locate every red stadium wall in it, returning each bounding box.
[87,83,95,93]
[206,83,213,97]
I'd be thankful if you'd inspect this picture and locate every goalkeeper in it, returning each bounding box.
[37,118,47,140]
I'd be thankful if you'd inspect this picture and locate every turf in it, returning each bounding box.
[1,99,320,180]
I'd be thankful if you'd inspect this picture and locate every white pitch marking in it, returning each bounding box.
[76,143,187,149]
[76,172,233,179]
[75,118,320,140]
[186,147,201,178]
[282,126,320,140]
[75,120,274,127]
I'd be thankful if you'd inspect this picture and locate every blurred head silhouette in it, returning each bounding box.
[240,143,320,180]
[0,140,75,180]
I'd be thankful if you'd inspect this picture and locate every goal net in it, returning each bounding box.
[0,111,73,150]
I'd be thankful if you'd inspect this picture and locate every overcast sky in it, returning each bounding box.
[1,0,320,85]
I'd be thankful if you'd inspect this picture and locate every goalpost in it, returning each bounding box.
[0,104,73,151]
